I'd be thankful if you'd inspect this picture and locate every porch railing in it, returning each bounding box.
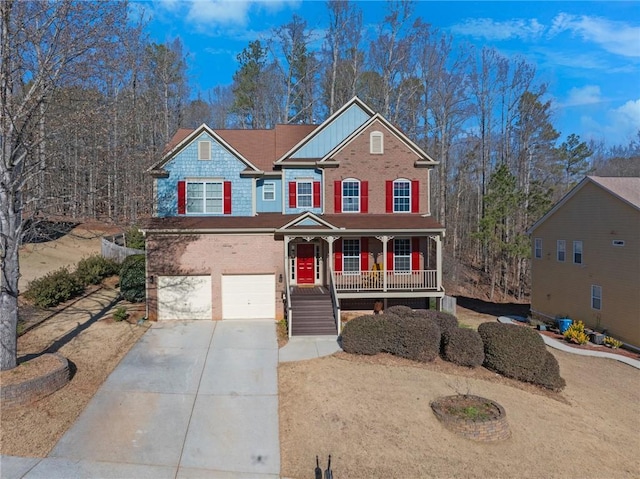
[328,267,341,334]
[334,270,438,292]
[285,277,293,338]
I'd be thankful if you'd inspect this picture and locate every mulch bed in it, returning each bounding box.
[538,330,640,360]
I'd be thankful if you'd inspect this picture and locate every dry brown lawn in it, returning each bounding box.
[280,308,640,479]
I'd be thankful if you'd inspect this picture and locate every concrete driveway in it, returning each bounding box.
[6,320,280,478]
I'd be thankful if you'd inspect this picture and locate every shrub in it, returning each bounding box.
[384,305,413,317]
[411,310,458,338]
[442,328,485,367]
[533,351,566,391]
[74,255,119,286]
[478,322,564,390]
[384,314,441,362]
[604,336,623,349]
[563,320,589,345]
[120,254,146,302]
[113,306,129,322]
[125,226,145,250]
[340,315,391,355]
[24,267,84,308]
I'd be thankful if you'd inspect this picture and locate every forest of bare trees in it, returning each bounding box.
[1,0,638,369]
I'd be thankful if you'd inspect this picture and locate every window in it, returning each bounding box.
[297,181,312,208]
[591,285,602,310]
[394,238,411,273]
[557,240,566,262]
[573,240,583,264]
[187,181,222,214]
[342,179,360,212]
[393,179,411,212]
[198,140,211,160]
[370,131,384,154]
[263,182,275,201]
[534,238,542,259]
[343,239,360,274]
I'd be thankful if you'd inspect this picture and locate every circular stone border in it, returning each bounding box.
[430,395,511,442]
[0,353,70,408]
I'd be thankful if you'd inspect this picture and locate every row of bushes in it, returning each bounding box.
[340,307,565,391]
[24,254,146,308]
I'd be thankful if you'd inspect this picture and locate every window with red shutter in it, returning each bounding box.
[334,239,343,272]
[411,180,420,213]
[334,181,342,213]
[361,237,369,271]
[411,237,420,270]
[385,180,393,213]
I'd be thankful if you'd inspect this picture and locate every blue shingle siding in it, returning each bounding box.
[283,168,323,215]
[156,132,253,217]
[256,178,282,213]
[292,104,370,159]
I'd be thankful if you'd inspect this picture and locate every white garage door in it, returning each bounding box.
[222,274,275,320]
[157,276,212,320]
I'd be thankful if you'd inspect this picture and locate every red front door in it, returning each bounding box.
[296,243,315,284]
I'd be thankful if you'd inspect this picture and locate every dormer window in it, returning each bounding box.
[370,131,383,154]
[198,140,211,160]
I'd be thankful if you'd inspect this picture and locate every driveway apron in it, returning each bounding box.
[46,320,280,478]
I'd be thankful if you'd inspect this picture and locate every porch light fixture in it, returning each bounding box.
[279,274,283,283]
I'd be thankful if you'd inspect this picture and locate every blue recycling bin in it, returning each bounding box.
[557,318,572,333]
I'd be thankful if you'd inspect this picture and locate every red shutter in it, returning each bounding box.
[177,181,186,214]
[361,181,368,213]
[411,180,420,213]
[411,237,420,271]
[361,237,369,271]
[223,181,232,214]
[313,181,321,208]
[334,239,343,272]
[288,181,296,208]
[387,240,394,271]
[334,180,342,213]
[386,180,393,213]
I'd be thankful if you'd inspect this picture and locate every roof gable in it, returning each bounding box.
[279,212,339,230]
[527,176,640,234]
[320,114,438,164]
[148,124,262,174]
[276,97,374,163]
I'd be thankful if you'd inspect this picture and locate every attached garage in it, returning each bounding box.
[221,274,276,320]
[157,276,212,320]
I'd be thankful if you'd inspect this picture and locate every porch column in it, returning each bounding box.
[284,236,291,286]
[376,235,392,292]
[436,234,442,291]
[324,236,336,284]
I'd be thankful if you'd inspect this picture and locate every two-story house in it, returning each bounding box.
[528,176,640,347]
[142,97,446,336]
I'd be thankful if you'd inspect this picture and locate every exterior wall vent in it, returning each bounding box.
[612,240,625,247]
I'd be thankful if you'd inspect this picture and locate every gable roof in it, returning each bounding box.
[275,96,375,164]
[527,176,640,234]
[151,124,317,175]
[319,113,439,165]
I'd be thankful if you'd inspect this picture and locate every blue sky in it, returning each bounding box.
[134,1,640,147]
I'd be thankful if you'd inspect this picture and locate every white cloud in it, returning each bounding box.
[148,0,299,29]
[450,18,545,41]
[549,13,640,58]
[579,99,640,145]
[564,85,603,107]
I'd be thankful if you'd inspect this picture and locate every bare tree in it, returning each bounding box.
[0,0,127,371]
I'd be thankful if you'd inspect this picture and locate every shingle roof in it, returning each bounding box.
[141,213,444,233]
[588,176,640,209]
[161,124,318,172]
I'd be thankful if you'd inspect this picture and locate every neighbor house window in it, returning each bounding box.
[393,179,411,212]
[557,240,566,262]
[263,182,275,201]
[187,181,222,214]
[198,140,211,160]
[342,179,360,212]
[591,285,602,310]
[297,181,312,208]
[573,240,583,264]
[394,238,411,273]
[534,238,542,259]
[370,131,384,154]
[343,239,361,274]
